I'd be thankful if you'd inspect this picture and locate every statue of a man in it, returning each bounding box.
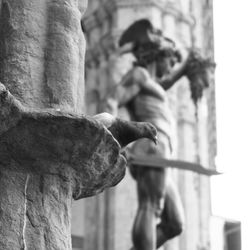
[110,19,193,250]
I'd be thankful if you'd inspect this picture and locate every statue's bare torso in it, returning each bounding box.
[116,65,184,250]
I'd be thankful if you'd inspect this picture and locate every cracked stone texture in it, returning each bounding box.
[0,0,127,249]
[0,83,126,249]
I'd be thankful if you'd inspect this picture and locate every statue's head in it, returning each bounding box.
[119,19,181,70]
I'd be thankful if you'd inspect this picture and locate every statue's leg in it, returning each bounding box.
[132,167,166,250]
[156,178,185,248]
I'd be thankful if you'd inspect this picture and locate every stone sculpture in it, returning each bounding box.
[0,1,157,249]
[0,81,128,249]
[105,19,213,250]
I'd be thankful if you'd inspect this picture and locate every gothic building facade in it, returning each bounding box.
[72,1,217,250]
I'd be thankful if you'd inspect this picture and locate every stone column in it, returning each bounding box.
[0,0,87,112]
[0,1,126,249]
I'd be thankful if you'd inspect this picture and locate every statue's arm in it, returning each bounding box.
[115,67,163,106]
[106,66,165,110]
[118,67,166,103]
[159,56,189,91]
[116,70,141,107]
[99,68,142,114]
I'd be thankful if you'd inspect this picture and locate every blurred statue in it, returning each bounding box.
[104,19,212,250]
[117,19,186,250]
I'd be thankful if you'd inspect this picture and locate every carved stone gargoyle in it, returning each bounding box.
[0,83,126,249]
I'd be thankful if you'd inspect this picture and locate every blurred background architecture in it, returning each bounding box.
[71,1,221,250]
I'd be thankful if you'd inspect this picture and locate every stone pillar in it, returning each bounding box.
[0,1,126,249]
[0,0,86,112]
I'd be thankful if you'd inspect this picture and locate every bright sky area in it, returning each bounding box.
[212,1,250,249]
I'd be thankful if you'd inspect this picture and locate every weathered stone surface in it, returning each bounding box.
[0,0,129,249]
[0,0,86,113]
[0,83,126,249]
[0,82,126,197]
